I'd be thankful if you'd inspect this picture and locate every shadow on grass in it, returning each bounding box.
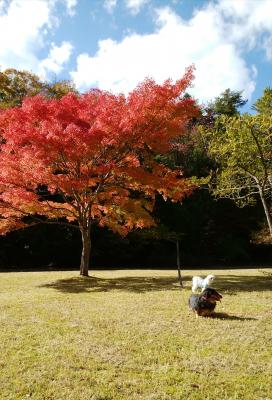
[214,273,272,294]
[39,275,189,293]
[39,272,272,294]
[211,312,257,321]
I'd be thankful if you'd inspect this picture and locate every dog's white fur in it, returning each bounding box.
[192,274,215,293]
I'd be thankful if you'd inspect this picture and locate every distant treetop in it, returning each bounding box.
[208,88,247,117]
[0,68,77,109]
[252,87,272,115]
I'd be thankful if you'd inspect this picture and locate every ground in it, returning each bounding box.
[0,268,271,400]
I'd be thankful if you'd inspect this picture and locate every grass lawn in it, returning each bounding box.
[0,268,272,400]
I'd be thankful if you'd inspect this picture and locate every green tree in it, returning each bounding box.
[0,69,44,108]
[208,88,247,117]
[252,87,272,115]
[202,114,272,238]
[0,68,77,108]
[46,79,77,99]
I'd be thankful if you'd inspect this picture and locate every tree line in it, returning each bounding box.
[0,68,271,275]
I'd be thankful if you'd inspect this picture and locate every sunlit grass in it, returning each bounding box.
[0,268,271,399]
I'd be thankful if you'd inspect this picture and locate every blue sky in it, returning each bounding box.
[0,0,272,112]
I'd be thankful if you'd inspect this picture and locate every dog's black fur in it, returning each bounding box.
[188,288,222,317]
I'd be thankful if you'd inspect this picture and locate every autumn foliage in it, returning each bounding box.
[0,67,199,275]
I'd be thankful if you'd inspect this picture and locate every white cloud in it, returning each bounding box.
[40,41,73,77]
[263,36,272,61]
[104,0,117,13]
[2,0,271,104]
[125,0,149,15]
[0,0,53,73]
[216,0,272,55]
[62,0,77,17]
[0,0,5,13]
[70,1,272,102]
[0,0,75,78]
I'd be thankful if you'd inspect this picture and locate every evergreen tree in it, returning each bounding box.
[208,88,247,116]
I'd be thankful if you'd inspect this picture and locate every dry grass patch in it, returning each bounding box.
[0,268,271,399]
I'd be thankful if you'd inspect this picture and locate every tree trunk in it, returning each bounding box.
[258,185,272,239]
[80,222,91,276]
[176,239,183,287]
[268,175,272,190]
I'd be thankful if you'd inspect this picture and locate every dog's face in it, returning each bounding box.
[201,288,222,303]
[206,274,215,283]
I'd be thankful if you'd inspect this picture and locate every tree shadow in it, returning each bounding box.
[212,273,272,294]
[39,271,272,294]
[39,275,191,294]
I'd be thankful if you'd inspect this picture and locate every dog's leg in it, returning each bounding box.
[192,285,197,293]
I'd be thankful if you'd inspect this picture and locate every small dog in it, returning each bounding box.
[188,288,222,317]
[192,274,215,293]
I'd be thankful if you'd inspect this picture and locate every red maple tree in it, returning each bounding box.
[0,67,199,276]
